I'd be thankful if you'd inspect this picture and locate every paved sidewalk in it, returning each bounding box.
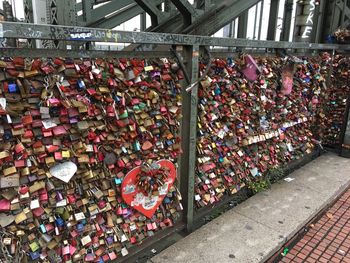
[151,153,350,263]
[273,187,350,263]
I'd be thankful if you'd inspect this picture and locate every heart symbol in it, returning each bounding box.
[49,161,77,183]
[121,160,176,219]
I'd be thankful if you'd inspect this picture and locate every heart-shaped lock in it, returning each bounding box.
[121,160,176,218]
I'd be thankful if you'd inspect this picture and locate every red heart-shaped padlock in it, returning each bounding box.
[121,160,176,218]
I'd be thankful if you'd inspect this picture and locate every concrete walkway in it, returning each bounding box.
[150,153,350,263]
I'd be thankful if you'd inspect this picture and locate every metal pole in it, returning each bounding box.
[314,0,326,43]
[267,0,280,40]
[180,44,199,232]
[140,12,147,31]
[310,0,322,43]
[253,3,258,39]
[258,0,264,40]
[3,1,16,47]
[237,10,248,39]
[280,0,293,41]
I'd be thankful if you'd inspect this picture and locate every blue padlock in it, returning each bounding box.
[30,251,40,260]
[55,217,64,227]
[166,140,173,146]
[77,79,86,90]
[40,224,47,233]
[133,141,141,151]
[8,83,18,93]
[114,178,122,185]
[163,197,171,204]
[76,223,84,232]
[227,57,235,67]
[214,84,221,96]
[3,130,12,140]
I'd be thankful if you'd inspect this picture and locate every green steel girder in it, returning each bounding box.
[77,0,257,38]
[77,0,138,26]
[170,0,201,26]
[134,0,168,27]
[280,0,293,41]
[267,0,279,40]
[336,0,350,28]
[2,21,350,50]
[144,0,260,36]
[83,0,164,29]
[89,4,140,28]
[182,0,261,35]
[237,10,248,39]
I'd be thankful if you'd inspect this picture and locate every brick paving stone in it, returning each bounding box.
[305,258,316,263]
[332,258,341,263]
[271,187,350,263]
[318,256,329,263]
[308,252,320,261]
[297,253,307,260]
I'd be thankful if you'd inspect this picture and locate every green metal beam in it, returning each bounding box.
[183,0,261,35]
[237,10,248,38]
[180,44,199,232]
[134,0,168,26]
[82,0,93,24]
[78,0,134,26]
[267,0,279,40]
[87,0,164,28]
[88,4,141,28]
[280,0,293,41]
[170,0,201,26]
[2,21,350,50]
[0,48,172,58]
[313,0,326,43]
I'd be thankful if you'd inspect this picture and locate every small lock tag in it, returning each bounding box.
[30,199,40,209]
[81,235,92,246]
[91,187,104,199]
[29,241,40,252]
[74,212,86,221]
[121,247,129,257]
[40,224,47,233]
[3,237,12,245]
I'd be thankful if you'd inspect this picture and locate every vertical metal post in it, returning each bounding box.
[313,0,326,43]
[341,0,347,26]
[258,0,264,40]
[339,89,350,156]
[140,12,147,31]
[204,0,211,11]
[23,0,35,48]
[3,1,16,47]
[253,4,258,39]
[280,0,293,41]
[82,0,92,24]
[310,1,323,43]
[180,44,199,232]
[267,0,280,40]
[237,10,248,38]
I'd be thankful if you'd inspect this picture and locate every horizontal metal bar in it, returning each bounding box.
[1,22,349,50]
[208,50,319,58]
[114,221,186,263]
[0,48,172,58]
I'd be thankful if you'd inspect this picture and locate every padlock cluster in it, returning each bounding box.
[0,57,183,261]
[195,55,328,208]
[322,54,350,147]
